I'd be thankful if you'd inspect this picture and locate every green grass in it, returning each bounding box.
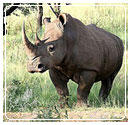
[3,3,128,118]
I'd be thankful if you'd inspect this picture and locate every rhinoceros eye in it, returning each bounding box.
[47,44,55,53]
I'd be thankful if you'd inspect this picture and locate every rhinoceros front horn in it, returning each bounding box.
[22,21,36,58]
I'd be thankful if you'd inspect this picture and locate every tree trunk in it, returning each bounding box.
[37,3,43,33]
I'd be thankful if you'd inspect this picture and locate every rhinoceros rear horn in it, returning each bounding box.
[59,13,67,26]
[35,32,41,44]
[22,21,36,58]
[35,32,49,44]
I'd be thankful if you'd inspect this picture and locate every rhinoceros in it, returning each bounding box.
[22,13,124,107]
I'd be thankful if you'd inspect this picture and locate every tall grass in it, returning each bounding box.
[4,3,128,113]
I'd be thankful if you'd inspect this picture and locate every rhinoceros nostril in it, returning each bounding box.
[38,64,43,69]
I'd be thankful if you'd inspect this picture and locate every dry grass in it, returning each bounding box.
[3,107,128,122]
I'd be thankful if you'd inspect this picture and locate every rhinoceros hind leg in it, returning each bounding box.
[99,78,113,102]
[99,62,122,101]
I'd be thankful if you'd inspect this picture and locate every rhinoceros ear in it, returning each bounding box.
[43,17,51,25]
[59,13,67,26]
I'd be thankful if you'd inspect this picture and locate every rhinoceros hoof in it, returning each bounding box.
[76,102,90,108]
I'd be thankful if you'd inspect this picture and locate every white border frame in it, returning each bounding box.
[4,4,127,121]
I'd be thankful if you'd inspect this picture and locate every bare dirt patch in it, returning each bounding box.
[3,107,128,122]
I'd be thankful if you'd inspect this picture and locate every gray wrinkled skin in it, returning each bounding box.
[23,13,124,107]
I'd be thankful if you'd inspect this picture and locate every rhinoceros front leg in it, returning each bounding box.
[77,71,97,107]
[49,68,69,108]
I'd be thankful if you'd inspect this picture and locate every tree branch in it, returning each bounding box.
[47,3,59,17]
[4,3,20,17]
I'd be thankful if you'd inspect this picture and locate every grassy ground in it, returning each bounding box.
[3,107,128,122]
[3,3,128,121]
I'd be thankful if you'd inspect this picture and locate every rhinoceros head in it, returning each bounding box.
[22,14,67,73]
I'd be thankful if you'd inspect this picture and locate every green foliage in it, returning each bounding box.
[3,3,37,16]
[17,3,37,16]
[4,3,128,117]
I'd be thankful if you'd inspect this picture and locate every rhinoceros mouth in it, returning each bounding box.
[37,64,48,73]
[29,71,35,73]
[28,69,48,73]
[39,68,48,73]
[27,65,48,73]
[39,70,46,73]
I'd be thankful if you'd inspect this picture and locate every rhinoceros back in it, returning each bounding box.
[86,24,124,80]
